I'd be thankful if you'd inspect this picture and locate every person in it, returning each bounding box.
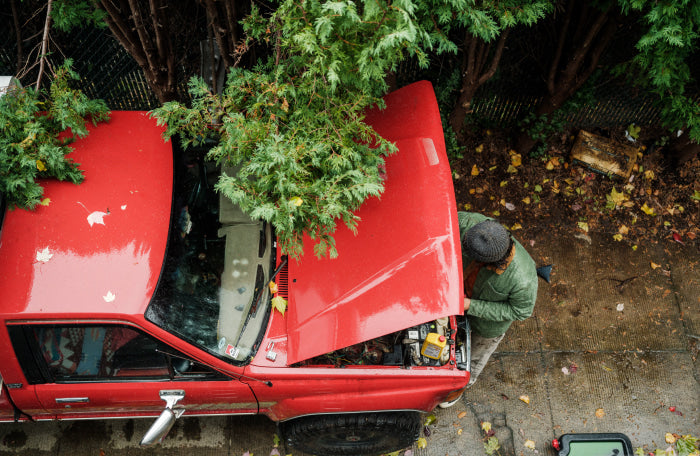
[459,211,538,386]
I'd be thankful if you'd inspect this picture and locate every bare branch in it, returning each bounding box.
[36,0,52,91]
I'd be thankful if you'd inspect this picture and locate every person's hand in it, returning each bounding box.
[463,296,471,313]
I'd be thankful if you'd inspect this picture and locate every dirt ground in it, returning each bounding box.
[451,126,700,252]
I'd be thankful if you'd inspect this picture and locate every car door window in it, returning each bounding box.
[27,325,223,382]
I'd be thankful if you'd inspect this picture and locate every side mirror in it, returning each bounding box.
[140,390,186,446]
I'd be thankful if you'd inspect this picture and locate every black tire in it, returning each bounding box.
[279,411,421,456]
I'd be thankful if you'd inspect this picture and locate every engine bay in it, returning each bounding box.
[295,316,470,369]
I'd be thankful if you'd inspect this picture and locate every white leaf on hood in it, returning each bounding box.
[103,291,116,303]
[36,247,53,263]
[87,211,108,227]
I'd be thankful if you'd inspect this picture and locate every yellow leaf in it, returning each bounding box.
[650,262,661,269]
[641,203,656,216]
[511,223,522,230]
[595,408,605,418]
[507,164,518,174]
[36,160,46,172]
[511,153,522,167]
[475,144,484,153]
[619,225,629,235]
[613,234,623,241]
[39,197,51,206]
[489,165,497,172]
[546,160,554,170]
[522,197,531,205]
[524,440,536,450]
[471,165,480,176]
[463,203,472,211]
[290,197,303,207]
[644,170,655,180]
[500,180,508,187]
[481,421,492,432]
[469,188,476,194]
[269,281,279,294]
[632,245,638,251]
[665,433,676,444]
[492,210,500,217]
[271,296,287,315]
[607,187,628,208]
[416,437,427,449]
[578,222,589,233]
[500,199,506,206]
[519,395,530,404]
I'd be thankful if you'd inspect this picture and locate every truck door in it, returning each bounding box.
[8,323,258,419]
[0,375,19,421]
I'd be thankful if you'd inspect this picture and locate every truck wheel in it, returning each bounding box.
[279,412,421,456]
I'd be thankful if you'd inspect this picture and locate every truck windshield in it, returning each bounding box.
[146,149,275,365]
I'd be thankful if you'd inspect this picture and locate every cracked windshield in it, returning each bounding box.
[146,148,274,365]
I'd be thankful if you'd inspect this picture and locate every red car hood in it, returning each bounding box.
[0,112,172,318]
[285,81,463,364]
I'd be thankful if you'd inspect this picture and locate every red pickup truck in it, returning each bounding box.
[0,81,469,455]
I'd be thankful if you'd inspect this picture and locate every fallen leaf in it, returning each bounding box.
[500,181,508,187]
[463,203,472,211]
[519,395,530,404]
[595,408,605,418]
[619,225,629,235]
[103,291,116,303]
[616,303,625,311]
[511,153,522,167]
[505,202,515,211]
[640,203,656,216]
[471,165,480,176]
[416,437,427,449]
[121,205,127,210]
[424,414,436,426]
[511,223,522,230]
[269,281,279,294]
[269,449,281,456]
[87,211,108,227]
[271,296,287,315]
[665,433,676,444]
[613,234,623,241]
[562,366,570,375]
[482,421,492,432]
[578,222,589,233]
[672,233,684,244]
[522,197,531,204]
[524,440,536,450]
[457,428,463,435]
[36,160,46,172]
[36,247,53,263]
[39,198,51,206]
[475,144,484,153]
[651,262,661,269]
[289,197,303,207]
[507,164,518,174]
[458,411,467,419]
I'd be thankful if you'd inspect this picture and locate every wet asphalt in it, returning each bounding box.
[0,229,698,456]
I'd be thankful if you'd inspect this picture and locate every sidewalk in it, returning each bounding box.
[0,230,697,455]
[420,229,699,456]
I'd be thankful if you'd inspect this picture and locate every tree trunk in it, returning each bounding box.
[515,0,619,155]
[98,0,178,103]
[450,29,509,144]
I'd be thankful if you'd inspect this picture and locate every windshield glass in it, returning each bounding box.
[146,147,275,365]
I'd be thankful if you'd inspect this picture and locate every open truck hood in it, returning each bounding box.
[285,81,463,364]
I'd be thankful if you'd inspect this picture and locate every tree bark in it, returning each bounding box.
[98,0,177,103]
[449,29,510,143]
[515,0,619,155]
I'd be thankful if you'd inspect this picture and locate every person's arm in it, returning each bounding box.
[465,280,537,321]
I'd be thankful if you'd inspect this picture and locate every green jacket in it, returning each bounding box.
[458,212,538,338]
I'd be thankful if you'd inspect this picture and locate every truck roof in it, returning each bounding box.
[0,112,172,319]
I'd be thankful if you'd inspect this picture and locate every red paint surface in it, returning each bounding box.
[285,81,463,364]
[0,112,172,319]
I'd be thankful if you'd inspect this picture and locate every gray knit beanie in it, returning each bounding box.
[464,220,511,264]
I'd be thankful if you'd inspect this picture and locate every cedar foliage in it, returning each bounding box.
[0,61,110,209]
[151,0,432,258]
